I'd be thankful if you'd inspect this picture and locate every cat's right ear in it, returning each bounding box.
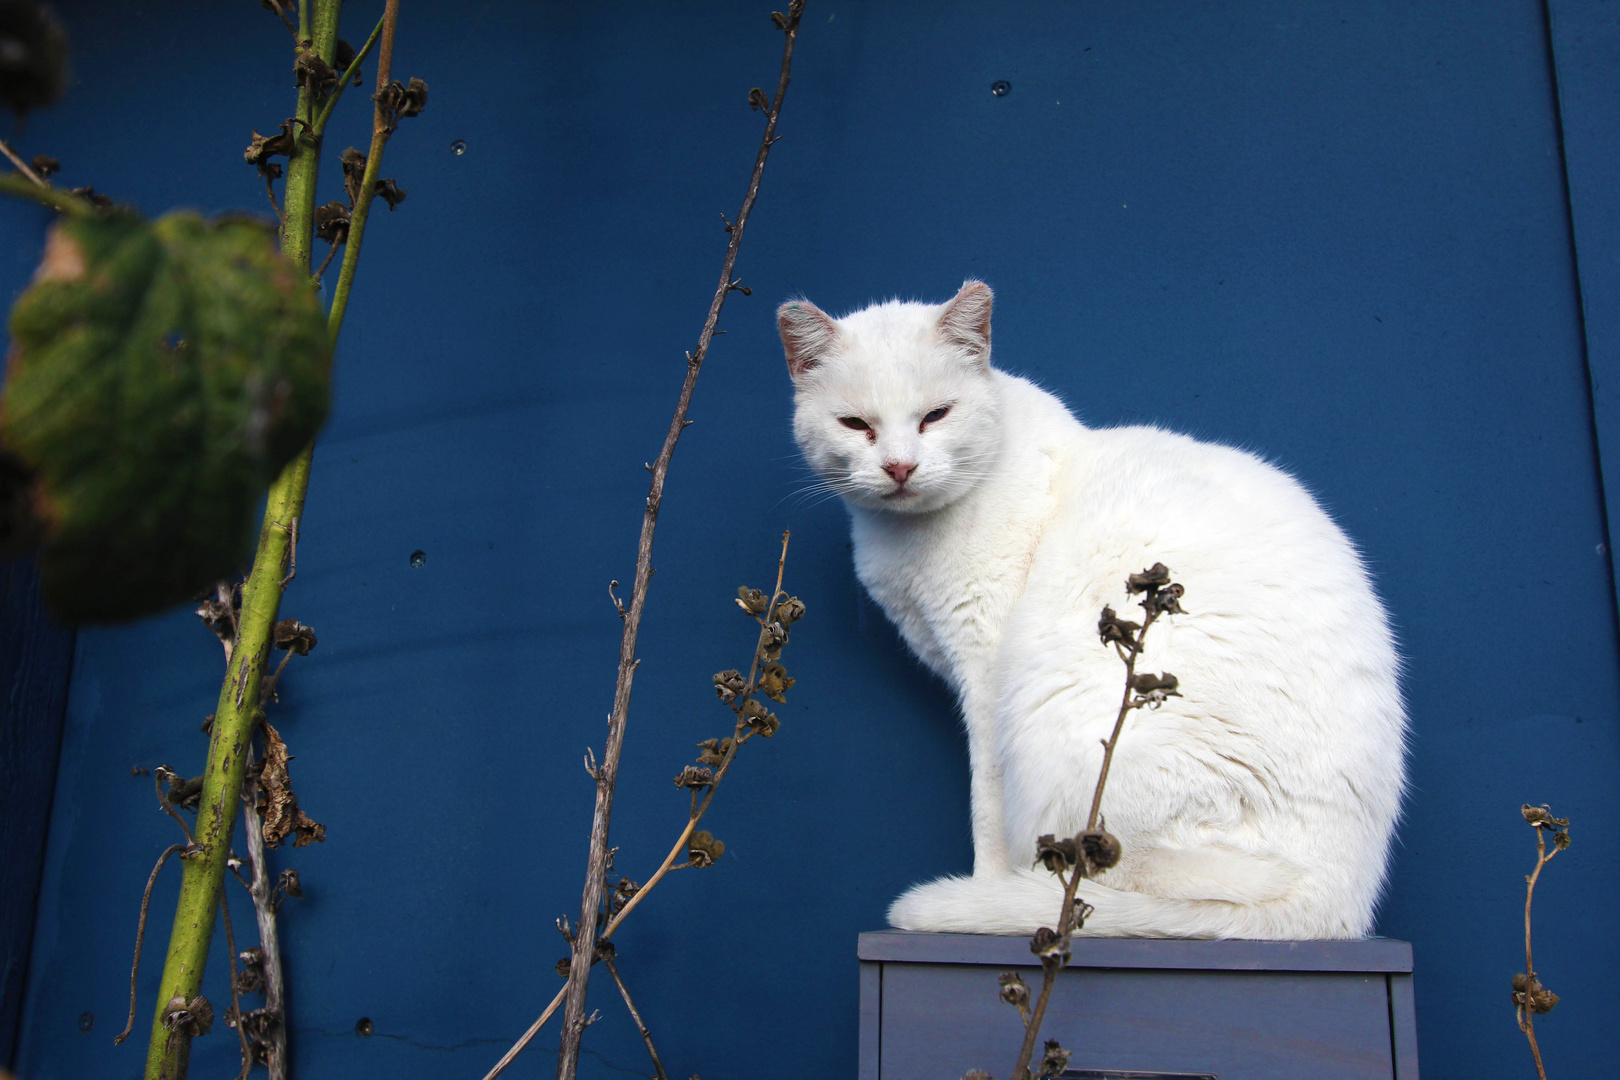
[777,300,841,383]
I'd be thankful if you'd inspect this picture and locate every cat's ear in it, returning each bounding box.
[777,299,842,382]
[935,279,993,366]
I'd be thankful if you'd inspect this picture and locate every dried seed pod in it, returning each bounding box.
[1080,829,1122,871]
[735,586,769,615]
[996,971,1030,1009]
[712,670,746,703]
[1125,563,1171,593]
[695,737,733,766]
[672,765,714,789]
[1035,1039,1072,1080]
[687,830,725,867]
[775,596,806,624]
[273,618,317,655]
[1029,926,1069,963]
[760,662,795,703]
[1097,605,1141,646]
[1033,834,1077,874]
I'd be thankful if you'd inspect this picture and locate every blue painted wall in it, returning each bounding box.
[5,2,1618,1077]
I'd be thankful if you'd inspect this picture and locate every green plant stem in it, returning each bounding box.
[141,5,348,1079]
[327,0,401,330]
[0,172,95,216]
[311,12,385,137]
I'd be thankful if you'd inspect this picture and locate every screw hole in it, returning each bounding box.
[355,1017,373,1036]
[991,80,1011,97]
[78,1012,94,1032]
[409,550,426,568]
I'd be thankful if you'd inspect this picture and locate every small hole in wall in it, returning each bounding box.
[451,139,467,155]
[409,550,426,568]
[990,80,1011,97]
[355,1017,373,1036]
[78,1012,94,1032]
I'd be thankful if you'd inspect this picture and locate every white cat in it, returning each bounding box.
[778,281,1405,939]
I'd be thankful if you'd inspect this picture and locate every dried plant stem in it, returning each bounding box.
[1519,825,1561,1080]
[550,8,804,1080]
[218,888,251,1080]
[0,136,45,186]
[1085,606,1163,833]
[140,3,400,1076]
[243,786,290,1080]
[1008,581,1175,1080]
[604,958,670,1080]
[486,534,794,1080]
[114,844,190,1046]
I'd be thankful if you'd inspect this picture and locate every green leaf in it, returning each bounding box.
[2,210,332,621]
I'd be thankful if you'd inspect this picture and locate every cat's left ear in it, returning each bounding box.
[936,279,993,367]
[778,299,843,383]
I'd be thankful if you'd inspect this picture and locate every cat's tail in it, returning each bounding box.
[887,869,1331,940]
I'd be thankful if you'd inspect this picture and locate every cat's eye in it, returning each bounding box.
[839,416,872,432]
[920,405,952,430]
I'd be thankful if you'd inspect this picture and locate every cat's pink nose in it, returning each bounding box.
[884,461,917,484]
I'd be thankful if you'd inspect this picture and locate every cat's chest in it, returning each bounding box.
[851,483,1055,693]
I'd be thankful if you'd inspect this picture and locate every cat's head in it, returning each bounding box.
[778,280,1002,515]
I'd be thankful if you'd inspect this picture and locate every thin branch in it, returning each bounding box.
[113,844,190,1045]
[220,887,252,1080]
[324,0,400,335]
[603,958,670,1080]
[153,767,197,844]
[0,136,45,186]
[1085,605,1162,832]
[313,241,340,281]
[265,174,285,224]
[547,7,806,1079]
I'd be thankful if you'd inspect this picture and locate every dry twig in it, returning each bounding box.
[1513,803,1570,1080]
[984,565,1185,1080]
[475,8,806,1080]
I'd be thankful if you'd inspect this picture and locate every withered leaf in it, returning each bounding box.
[257,722,326,848]
[245,119,298,178]
[29,154,59,177]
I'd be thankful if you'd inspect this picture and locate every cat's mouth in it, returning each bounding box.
[882,484,917,501]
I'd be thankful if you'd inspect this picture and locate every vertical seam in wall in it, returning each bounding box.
[1540,0,1620,651]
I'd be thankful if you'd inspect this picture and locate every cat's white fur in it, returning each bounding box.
[778,281,1405,939]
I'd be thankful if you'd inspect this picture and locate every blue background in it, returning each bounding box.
[4,1,1619,1077]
